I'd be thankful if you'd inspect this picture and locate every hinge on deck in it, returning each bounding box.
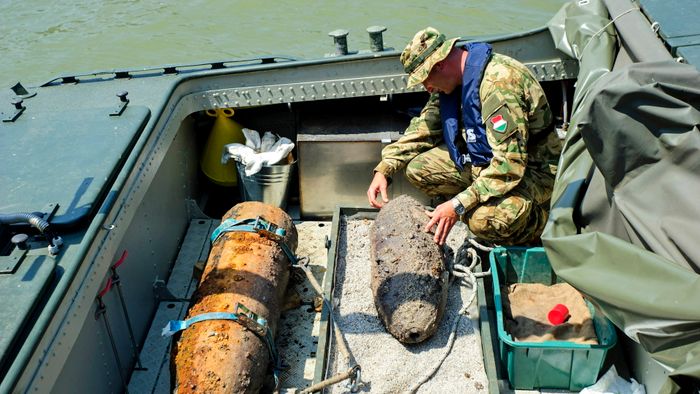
[3,82,38,122]
[110,91,129,116]
[0,248,27,274]
[2,98,25,122]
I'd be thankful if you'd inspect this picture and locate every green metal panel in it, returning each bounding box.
[640,0,700,40]
[0,253,56,372]
[0,106,150,227]
[678,45,700,68]
[640,0,700,63]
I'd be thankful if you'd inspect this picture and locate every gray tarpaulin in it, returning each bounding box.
[543,0,700,392]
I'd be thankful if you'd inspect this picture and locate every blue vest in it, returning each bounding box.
[440,42,493,170]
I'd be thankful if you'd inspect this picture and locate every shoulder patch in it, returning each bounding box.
[481,92,502,116]
[485,103,518,143]
[490,114,508,133]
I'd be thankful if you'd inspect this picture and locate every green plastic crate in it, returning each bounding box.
[489,246,617,390]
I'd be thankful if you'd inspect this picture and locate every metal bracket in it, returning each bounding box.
[347,366,363,392]
[0,247,27,274]
[110,91,129,116]
[10,82,36,99]
[153,278,190,302]
[650,21,660,34]
[234,303,269,337]
[2,98,25,122]
[250,216,285,241]
[0,202,60,274]
[41,202,59,222]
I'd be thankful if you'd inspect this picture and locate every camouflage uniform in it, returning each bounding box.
[374,29,562,245]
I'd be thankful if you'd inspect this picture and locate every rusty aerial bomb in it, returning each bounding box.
[170,201,297,393]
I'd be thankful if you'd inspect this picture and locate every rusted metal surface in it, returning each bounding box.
[171,202,297,393]
[370,195,449,343]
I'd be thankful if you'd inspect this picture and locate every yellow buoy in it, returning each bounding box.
[200,108,245,186]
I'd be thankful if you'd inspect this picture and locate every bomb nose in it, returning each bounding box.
[407,329,423,342]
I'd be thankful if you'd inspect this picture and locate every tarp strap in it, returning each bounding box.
[210,216,297,265]
[161,303,284,388]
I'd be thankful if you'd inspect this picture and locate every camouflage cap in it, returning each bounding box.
[401,27,458,88]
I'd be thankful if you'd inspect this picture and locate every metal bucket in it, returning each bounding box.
[235,161,296,209]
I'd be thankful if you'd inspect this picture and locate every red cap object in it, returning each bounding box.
[548,304,570,325]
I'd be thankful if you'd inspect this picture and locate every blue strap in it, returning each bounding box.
[440,90,466,169]
[461,42,493,167]
[440,42,493,170]
[211,217,286,244]
[161,312,240,337]
[264,329,283,389]
[210,216,297,265]
[161,306,284,389]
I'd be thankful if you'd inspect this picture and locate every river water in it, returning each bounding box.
[0,0,567,89]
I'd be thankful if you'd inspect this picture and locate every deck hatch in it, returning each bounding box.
[0,106,150,228]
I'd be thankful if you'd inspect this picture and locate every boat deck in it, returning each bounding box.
[127,206,610,394]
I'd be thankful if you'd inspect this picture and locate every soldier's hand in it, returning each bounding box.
[367,172,389,208]
[424,201,458,246]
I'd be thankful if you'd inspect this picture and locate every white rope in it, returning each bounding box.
[405,240,491,394]
[468,237,495,252]
[576,7,639,60]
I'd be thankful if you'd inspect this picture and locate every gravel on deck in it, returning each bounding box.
[328,217,488,393]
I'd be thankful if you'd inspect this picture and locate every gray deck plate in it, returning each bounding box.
[128,219,216,393]
[277,222,332,391]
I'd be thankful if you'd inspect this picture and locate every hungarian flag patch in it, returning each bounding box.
[490,115,507,133]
